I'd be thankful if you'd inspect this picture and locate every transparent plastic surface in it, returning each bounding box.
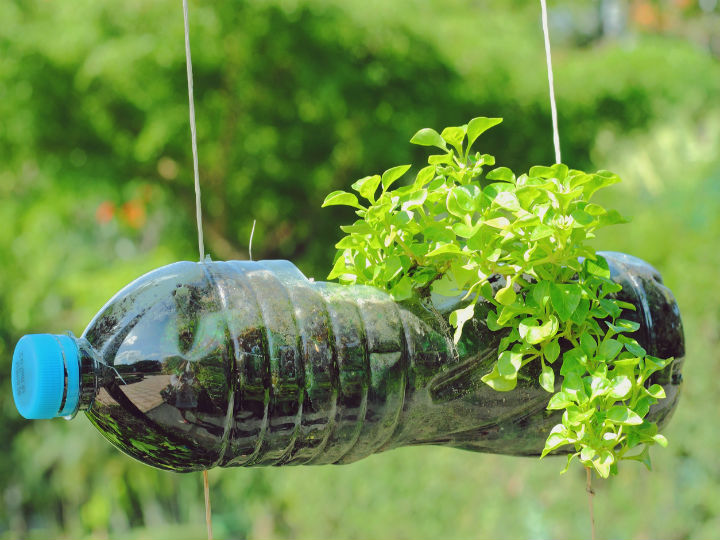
[74,254,683,472]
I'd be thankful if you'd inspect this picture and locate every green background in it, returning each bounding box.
[1,0,719,538]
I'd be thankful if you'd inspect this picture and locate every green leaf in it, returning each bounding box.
[585,256,610,278]
[335,236,362,249]
[486,166,515,183]
[570,298,591,325]
[340,221,374,235]
[440,125,466,150]
[466,117,502,148]
[428,153,452,165]
[606,406,643,426]
[452,221,481,238]
[532,281,551,308]
[481,365,517,391]
[389,275,413,301]
[634,397,652,417]
[540,364,555,392]
[541,425,572,457]
[590,376,611,400]
[492,190,520,211]
[598,299,622,319]
[580,446,596,462]
[410,127,447,150]
[593,450,615,478]
[559,453,577,474]
[450,261,480,290]
[597,209,628,228]
[584,203,607,216]
[571,209,595,226]
[530,224,554,241]
[519,316,559,344]
[382,165,412,191]
[583,170,622,199]
[485,247,502,262]
[647,384,666,399]
[495,283,517,306]
[381,255,403,282]
[564,405,595,425]
[620,336,647,357]
[653,434,668,447]
[413,165,435,188]
[529,165,559,179]
[547,391,576,410]
[498,350,523,377]
[550,283,582,322]
[598,339,623,361]
[561,348,587,377]
[606,319,641,333]
[327,255,350,280]
[449,303,476,344]
[446,185,479,218]
[612,357,640,377]
[624,445,652,470]
[609,375,632,399]
[478,153,496,166]
[351,175,382,202]
[322,190,365,209]
[644,355,671,374]
[483,216,511,229]
[568,172,593,189]
[561,372,586,402]
[389,210,414,228]
[401,189,428,211]
[427,242,463,257]
[544,339,560,364]
[580,334,597,356]
[486,310,502,331]
[423,222,455,243]
[496,305,519,326]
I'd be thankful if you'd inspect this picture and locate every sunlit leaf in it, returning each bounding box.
[322,190,364,209]
[466,116,502,148]
[410,127,447,149]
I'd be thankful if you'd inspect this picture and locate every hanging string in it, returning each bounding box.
[539,8,597,538]
[586,468,596,540]
[539,0,562,164]
[183,0,206,261]
[248,219,257,261]
[182,4,212,539]
[203,470,213,540]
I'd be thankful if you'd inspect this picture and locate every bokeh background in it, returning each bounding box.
[1,0,719,538]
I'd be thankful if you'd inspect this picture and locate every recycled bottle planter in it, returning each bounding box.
[11,251,683,472]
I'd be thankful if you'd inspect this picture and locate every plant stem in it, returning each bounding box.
[586,467,596,540]
[395,235,421,265]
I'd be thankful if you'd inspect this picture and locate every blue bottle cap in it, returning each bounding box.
[12,334,80,419]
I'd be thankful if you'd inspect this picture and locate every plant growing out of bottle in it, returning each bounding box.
[11,116,682,487]
[322,117,678,478]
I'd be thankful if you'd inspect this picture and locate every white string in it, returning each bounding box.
[248,220,256,261]
[183,0,205,261]
[540,0,562,165]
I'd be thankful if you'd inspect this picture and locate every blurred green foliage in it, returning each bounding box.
[1,0,719,538]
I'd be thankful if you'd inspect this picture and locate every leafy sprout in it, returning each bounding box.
[322,117,672,478]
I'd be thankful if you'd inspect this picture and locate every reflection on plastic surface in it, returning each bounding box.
[70,255,684,472]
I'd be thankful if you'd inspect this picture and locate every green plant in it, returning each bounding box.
[322,117,672,478]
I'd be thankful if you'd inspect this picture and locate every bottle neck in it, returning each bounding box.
[72,337,101,416]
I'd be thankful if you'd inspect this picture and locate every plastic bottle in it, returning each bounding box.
[11,252,684,472]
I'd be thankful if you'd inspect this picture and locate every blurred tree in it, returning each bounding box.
[1,0,719,538]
